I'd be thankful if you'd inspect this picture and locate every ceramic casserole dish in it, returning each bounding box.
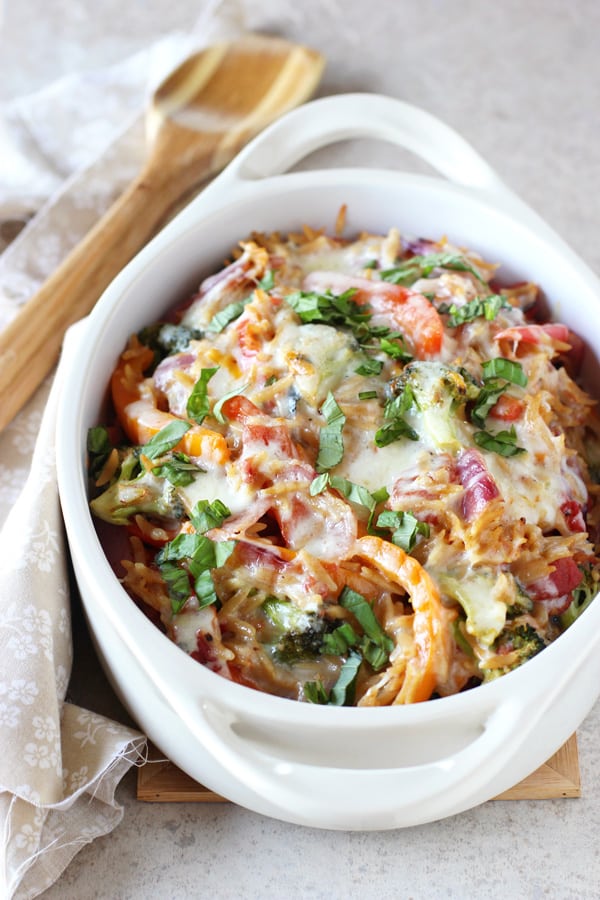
[56,94,600,830]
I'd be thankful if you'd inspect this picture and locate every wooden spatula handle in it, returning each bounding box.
[0,144,216,431]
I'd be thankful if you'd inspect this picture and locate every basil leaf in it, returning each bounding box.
[380,335,412,361]
[304,680,329,704]
[374,386,419,447]
[212,383,251,423]
[157,532,235,609]
[186,367,218,424]
[329,476,379,513]
[481,357,528,387]
[193,568,220,608]
[143,420,191,459]
[358,390,379,400]
[316,393,346,472]
[381,252,486,287]
[374,417,419,447]
[322,622,360,655]
[376,509,430,552]
[440,294,510,327]
[258,269,275,291]
[470,359,527,428]
[309,473,330,496]
[361,641,389,671]
[159,561,191,614]
[206,299,250,333]
[355,357,384,377]
[473,425,526,457]
[470,379,508,428]
[339,587,394,654]
[153,452,204,487]
[87,425,113,480]
[190,498,231,533]
[329,651,363,706]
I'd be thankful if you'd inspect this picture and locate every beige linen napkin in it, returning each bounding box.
[0,5,245,897]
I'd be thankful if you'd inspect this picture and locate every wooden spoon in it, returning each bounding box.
[0,34,324,431]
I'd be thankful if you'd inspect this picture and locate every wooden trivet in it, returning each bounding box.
[137,733,580,803]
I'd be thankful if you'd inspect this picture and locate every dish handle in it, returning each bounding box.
[195,92,557,243]
[180,694,521,827]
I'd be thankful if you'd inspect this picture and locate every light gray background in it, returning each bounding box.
[2,2,599,898]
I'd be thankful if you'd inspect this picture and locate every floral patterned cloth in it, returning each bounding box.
[0,6,243,896]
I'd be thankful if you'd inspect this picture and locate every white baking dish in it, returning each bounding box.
[56,93,600,830]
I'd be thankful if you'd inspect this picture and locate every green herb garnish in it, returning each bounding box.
[190,498,231,533]
[339,587,394,654]
[481,357,527,386]
[316,392,346,472]
[186,367,218,424]
[439,294,510,327]
[258,269,275,291]
[87,425,113,480]
[381,252,486,287]
[374,387,419,448]
[153,452,204,487]
[473,425,526,457]
[375,509,430,551]
[143,420,191,459]
[157,532,235,609]
[470,359,527,428]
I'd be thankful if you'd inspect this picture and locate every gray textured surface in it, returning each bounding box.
[2,1,600,897]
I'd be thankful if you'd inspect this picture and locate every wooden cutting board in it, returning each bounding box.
[137,733,580,803]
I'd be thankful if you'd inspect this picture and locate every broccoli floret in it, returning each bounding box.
[90,449,185,525]
[261,597,327,664]
[482,622,546,681]
[274,628,326,664]
[388,361,478,450]
[506,583,534,618]
[138,322,203,368]
[560,565,599,628]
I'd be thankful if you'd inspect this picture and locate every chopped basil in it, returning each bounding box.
[304,651,364,706]
[310,473,383,519]
[363,259,378,269]
[470,380,509,428]
[315,393,346,472]
[379,335,412,361]
[153,452,204,487]
[287,287,365,327]
[381,252,486,287]
[355,357,384,377]
[339,587,394,656]
[258,269,275,291]
[304,679,329,704]
[206,299,250,334]
[374,384,419,447]
[481,357,528,387]
[473,425,526,457]
[143,420,191,459]
[329,651,363,705]
[375,509,430,552]
[159,561,192,614]
[87,425,113,480]
[439,294,510,327]
[190,498,231,533]
[322,622,360,655]
[212,383,251,424]
[470,359,527,428]
[374,418,419,447]
[186,367,218,424]
[157,532,235,608]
